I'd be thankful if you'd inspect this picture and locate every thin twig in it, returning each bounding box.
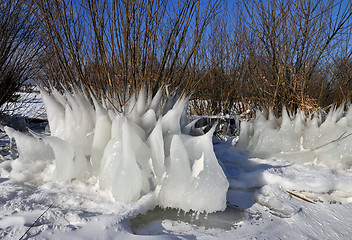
[286,190,314,204]
[311,131,352,151]
[19,202,54,240]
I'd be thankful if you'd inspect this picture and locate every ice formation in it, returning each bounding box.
[5,87,229,213]
[237,105,352,169]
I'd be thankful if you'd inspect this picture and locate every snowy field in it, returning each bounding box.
[1,91,47,120]
[1,91,352,239]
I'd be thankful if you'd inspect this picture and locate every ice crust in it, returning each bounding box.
[5,87,229,213]
[237,105,352,169]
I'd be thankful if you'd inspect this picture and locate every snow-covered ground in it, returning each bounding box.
[1,92,352,239]
[1,91,46,120]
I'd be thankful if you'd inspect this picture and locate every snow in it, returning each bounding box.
[0,91,46,120]
[1,94,352,239]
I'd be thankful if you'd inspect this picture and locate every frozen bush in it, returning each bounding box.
[237,105,352,169]
[6,87,229,213]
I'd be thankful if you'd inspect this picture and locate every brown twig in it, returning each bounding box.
[286,190,314,204]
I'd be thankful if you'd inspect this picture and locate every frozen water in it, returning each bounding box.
[4,95,352,239]
[158,135,192,211]
[147,118,165,180]
[91,97,111,174]
[4,127,54,182]
[6,87,229,214]
[254,184,302,218]
[158,128,229,213]
[237,105,352,169]
[40,90,66,138]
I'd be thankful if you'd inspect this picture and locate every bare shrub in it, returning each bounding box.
[0,0,42,114]
[29,0,222,109]
[193,0,352,116]
[231,0,352,113]
[16,0,352,116]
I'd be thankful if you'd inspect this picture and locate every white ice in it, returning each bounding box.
[4,127,54,182]
[2,134,352,239]
[4,94,352,239]
[5,87,229,214]
[237,105,352,169]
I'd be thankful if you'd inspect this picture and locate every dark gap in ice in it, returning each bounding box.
[0,177,9,183]
[129,206,245,235]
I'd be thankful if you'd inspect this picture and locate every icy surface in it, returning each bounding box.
[4,127,54,182]
[1,133,352,239]
[237,106,352,169]
[4,87,229,214]
[2,96,352,239]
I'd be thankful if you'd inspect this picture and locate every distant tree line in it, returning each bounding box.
[195,0,352,114]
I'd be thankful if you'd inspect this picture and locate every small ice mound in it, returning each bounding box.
[158,131,228,213]
[6,86,229,214]
[254,184,302,218]
[4,127,55,182]
[237,105,352,169]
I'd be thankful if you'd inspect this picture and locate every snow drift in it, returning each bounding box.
[237,105,352,169]
[5,87,229,213]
